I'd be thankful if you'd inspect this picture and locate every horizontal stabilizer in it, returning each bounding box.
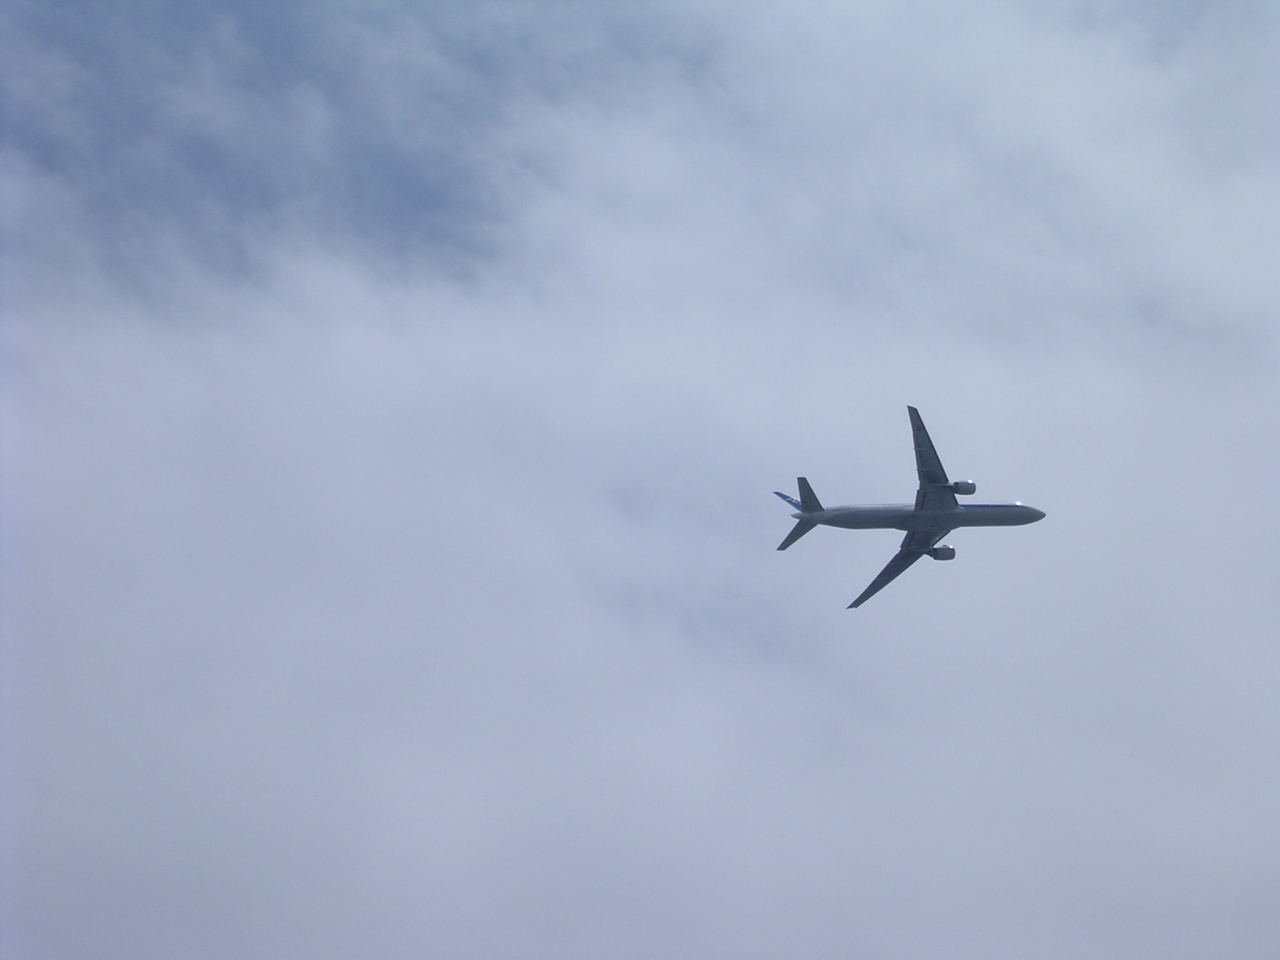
[797,477,823,513]
[777,519,816,551]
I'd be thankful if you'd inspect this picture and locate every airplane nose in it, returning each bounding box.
[1029,508,1046,522]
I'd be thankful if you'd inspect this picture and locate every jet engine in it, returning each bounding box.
[927,545,956,561]
[948,481,976,495]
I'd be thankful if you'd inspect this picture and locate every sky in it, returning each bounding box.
[4,2,1280,957]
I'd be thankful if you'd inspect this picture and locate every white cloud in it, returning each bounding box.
[6,3,1280,957]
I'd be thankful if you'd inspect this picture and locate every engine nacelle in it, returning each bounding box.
[948,481,976,495]
[927,545,955,561]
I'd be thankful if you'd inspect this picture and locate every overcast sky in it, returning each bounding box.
[5,3,1280,958]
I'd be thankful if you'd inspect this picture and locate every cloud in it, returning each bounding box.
[6,3,1280,958]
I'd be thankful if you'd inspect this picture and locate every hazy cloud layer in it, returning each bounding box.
[6,4,1280,958]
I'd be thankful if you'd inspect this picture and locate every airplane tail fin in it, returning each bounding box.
[773,478,823,514]
[774,491,802,510]
[774,477,823,550]
[777,519,816,551]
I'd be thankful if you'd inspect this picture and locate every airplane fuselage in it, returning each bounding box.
[794,503,1045,533]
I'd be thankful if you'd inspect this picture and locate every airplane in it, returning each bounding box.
[775,406,1044,608]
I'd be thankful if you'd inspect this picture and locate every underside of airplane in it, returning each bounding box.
[775,407,1044,607]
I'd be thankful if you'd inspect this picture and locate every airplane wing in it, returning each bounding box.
[908,406,948,486]
[848,528,950,608]
[908,406,957,511]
